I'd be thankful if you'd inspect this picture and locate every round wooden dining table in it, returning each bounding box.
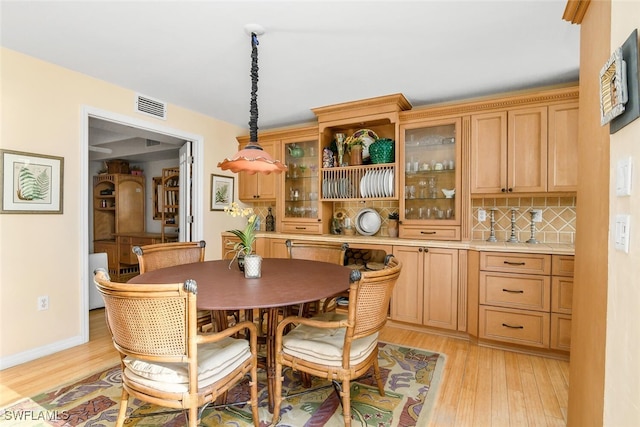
[128,258,352,411]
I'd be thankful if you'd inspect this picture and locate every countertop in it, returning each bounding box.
[223,231,575,255]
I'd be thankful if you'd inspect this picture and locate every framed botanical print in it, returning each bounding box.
[1,150,64,214]
[211,174,234,211]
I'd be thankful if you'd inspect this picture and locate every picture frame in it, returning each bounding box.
[600,47,629,126]
[611,29,640,134]
[210,174,234,211]
[1,150,64,214]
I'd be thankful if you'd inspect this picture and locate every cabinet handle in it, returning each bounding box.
[420,231,437,235]
[502,288,524,293]
[502,323,524,329]
[504,261,526,266]
[508,188,513,192]
[295,227,307,230]
[501,188,507,193]
[418,247,423,252]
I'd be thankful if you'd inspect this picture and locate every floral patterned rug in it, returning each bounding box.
[0,342,445,427]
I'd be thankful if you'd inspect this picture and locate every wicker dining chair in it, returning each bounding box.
[272,255,402,427]
[93,268,260,427]
[285,239,349,316]
[132,240,214,331]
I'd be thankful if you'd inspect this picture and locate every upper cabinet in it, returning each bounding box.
[280,126,332,235]
[470,88,579,195]
[236,137,279,201]
[312,94,411,202]
[548,102,579,192]
[399,118,463,240]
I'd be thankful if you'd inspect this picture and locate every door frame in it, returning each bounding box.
[80,106,204,342]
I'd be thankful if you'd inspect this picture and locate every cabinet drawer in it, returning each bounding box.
[550,313,572,351]
[119,236,132,245]
[399,225,460,241]
[552,255,574,277]
[480,252,551,275]
[551,276,573,314]
[480,272,550,311]
[281,221,323,235]
[479,306,550,348]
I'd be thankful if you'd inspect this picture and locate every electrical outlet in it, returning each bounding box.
[478,209,487,222]
[531,209,543,222]
[37,295,49,311]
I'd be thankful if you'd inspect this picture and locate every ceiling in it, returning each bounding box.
[1,1,580,159]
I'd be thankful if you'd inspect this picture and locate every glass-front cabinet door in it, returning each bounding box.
[280,134,328,234]
[399,118,462,240]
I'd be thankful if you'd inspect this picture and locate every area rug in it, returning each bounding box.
[0,342,445,427]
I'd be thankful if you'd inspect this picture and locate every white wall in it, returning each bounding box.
[605,3,640,425]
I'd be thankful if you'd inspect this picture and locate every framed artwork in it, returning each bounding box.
[210,174,234,211]
[611,29,640,134]
[600,47,629,126]
[1,150,64,214]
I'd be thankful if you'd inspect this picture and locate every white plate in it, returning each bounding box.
[355,208,381,236]
[382,169,390,197]
[360,173,367,198]
[378,170,385,196]
[364,171,371,197]
[387,169,394,197]
[375,170,382,197]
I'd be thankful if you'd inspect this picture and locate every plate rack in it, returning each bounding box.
[321,164,396,200]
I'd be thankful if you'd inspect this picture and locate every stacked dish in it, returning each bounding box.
[359,169,394,198]
[354,208,382,236]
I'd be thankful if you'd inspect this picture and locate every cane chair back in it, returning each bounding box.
[285,239,348,316]
[133,241,212,331]
[94,269,259,427]
[272,255,402,427]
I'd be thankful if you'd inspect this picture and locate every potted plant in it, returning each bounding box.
[224,202,261,277]
[387,212,399,238]
[130,165,144,176]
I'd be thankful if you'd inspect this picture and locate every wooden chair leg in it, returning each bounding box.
[272,361,284,426]
[341,378,352,427]
[115,388,129,427]
[372,350,385,396]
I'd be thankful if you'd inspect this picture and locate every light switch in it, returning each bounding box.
[616,157,632,196]
[615,214,630,253]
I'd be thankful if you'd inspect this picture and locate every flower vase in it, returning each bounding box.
[237,253,245,272]
[388,219,399,238]
[244,254,262,278]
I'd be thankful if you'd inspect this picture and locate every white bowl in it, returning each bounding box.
[354,208,381,236]
[442,188,455,198]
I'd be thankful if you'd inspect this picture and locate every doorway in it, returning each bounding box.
[81,106,204,342]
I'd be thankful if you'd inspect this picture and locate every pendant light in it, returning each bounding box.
[218,24,287,175]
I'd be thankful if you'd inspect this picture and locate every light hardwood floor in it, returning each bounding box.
[0,309,569,426]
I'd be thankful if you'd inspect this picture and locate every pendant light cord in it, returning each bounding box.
[249,32,260,145]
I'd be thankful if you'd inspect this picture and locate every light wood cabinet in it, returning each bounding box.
[548,102,579,191]
[399,118,463,240]
[475,251,573,353]
[550,254,574,351]
[391,245,459,331]
[471,107,548,194]
[236,138,279,201]
[280,129,332,235]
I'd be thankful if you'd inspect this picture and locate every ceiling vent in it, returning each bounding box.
[135,94,167,120]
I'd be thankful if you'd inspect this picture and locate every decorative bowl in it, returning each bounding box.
[368,138,395,164]
[442,188,455,198]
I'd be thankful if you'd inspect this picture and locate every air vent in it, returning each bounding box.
[135,94,167,120]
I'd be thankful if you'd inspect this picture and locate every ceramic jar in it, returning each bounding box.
[368,138,395,164]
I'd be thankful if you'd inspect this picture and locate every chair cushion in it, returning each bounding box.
[123,337,250,393]
[282,312,378,367]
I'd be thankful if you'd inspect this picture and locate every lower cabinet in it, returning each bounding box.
[475,251,573,353]
[391,245,459,331]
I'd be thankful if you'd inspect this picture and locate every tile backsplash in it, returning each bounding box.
[248,196,576,244]
[472,196,576,244]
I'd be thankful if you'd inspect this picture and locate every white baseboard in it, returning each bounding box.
[0,335,85,370]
